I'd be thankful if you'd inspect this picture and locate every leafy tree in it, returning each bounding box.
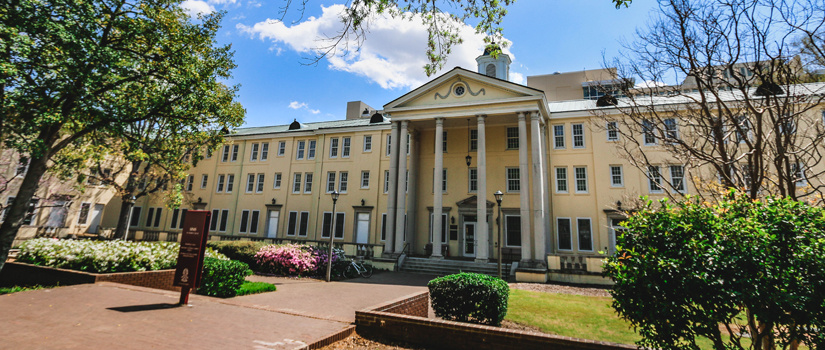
[596,0,825,203]
[0,0,243,271]
[279,0,631,75]
[605,193,825,350]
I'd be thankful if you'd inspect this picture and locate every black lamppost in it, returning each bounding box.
[325,191,340,282]
[494,190,504,279]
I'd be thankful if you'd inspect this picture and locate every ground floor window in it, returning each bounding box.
[557,218,572,250]
[429,213,448,244]
[577,218,593,251]
[322,212,346,239]
[504,215,521,247]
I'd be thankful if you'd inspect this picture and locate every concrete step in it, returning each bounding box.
[400,257,510,278]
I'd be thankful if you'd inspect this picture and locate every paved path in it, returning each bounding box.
[0,271,435,349]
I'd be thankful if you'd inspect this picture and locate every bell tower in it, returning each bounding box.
[475,43,511,81]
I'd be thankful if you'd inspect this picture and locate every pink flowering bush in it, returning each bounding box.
[255,243,345,277]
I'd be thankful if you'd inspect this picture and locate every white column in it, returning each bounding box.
[517,112,532,263]
[531,112,547,263]
[405,130,418,251]
[475,115,489,263]
[384,122,400,254]
[431,118,444,258]
[540,123,552,255]
[394,121,409,253]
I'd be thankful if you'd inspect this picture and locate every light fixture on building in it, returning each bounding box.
[271,198,277,205]
[466,118,472,167]
[616,200,622,211]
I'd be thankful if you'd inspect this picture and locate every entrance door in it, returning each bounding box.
[86,204,104,234]
[266,210,279,238]
[463,222,476,257]
[355,213,370,244]
[608,218,626,254]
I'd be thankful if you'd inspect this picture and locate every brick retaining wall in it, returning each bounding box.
[355,292,636,350]
[0,262,179,291]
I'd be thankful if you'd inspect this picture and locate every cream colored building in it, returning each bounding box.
[8,48,824,284]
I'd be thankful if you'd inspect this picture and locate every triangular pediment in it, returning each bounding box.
[456,195,496,209]
[384,67,545,111]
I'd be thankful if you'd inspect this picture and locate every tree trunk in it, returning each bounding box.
[113,197,135,240]
[0,154,49,272]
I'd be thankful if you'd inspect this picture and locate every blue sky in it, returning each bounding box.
[181,1,660,127]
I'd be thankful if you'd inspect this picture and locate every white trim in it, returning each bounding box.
[573,166,588,194]
[555,167,568,193]
[609,165,624,187]
[503,214,522,248]
[576,217,594,252]
[571,123,585,149]
[239,209,250,233]
[556,217,573,251]
[286,211,298,236]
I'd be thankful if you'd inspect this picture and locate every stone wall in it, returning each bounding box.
[0,262,178,291]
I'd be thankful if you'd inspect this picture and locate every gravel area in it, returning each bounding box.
[509,282,611,298]
[318,333,424,350]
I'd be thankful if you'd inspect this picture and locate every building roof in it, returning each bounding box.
[231,117,389,137]
[547,82,825,114]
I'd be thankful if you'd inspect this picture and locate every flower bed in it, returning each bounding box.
[17,238,227,273]
[255,243,345,277]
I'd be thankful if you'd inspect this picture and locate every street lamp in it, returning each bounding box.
[124,196,136,241]
[494,190,504,279]
[325,191,340,282]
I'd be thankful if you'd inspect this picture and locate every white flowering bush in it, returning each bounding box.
[17,238,227,273]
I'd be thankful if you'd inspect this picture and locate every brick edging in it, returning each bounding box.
[303,325,356,350]
[0,262,179,291]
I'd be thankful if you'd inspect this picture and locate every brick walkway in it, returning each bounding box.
[0,272,435,349]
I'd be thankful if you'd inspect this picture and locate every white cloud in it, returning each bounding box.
[310,109,320,114]
[181,0,215,17]
[510,72,526,85]
[288,101,308,109]
[237,4,519,90]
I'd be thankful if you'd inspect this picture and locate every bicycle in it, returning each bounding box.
[344,258,373,278]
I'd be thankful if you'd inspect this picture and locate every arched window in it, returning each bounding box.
[486,64,496,77]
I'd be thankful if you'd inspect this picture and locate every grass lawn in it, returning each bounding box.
[235,281,277,296]
[505,289,718,349]
[0,285,49,295]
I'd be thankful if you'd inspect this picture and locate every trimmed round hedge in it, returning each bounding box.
[428,272,509,326]
[197,258,252,298]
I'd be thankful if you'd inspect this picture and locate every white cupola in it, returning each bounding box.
[475,43,511,81]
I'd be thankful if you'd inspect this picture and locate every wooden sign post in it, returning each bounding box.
[173,210,211,305]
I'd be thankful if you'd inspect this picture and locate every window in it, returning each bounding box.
[278,141,286,156]
[506,127,519,149]
[219,209,229,232]
[648,166,663,193]
[610,166,623,187]
[210,209,219,231]
[201,174,208,189]
[670,165,685,193]
[339,172,348,193]
[286,211,298,236]
[384,170,390,193]
[296,140,305,160]
[327,172,336,193]
[572,123,585,148]
[321,212,346,238]
[429,213,448,243]
[405,170,409,192]
[273,173,282,189]
[555,167,568,193]
[222,145,230,162]
[433,169,447,193]
[16,157,28,176]
[145,207,161,228]
[342,137,351,158]
[171,209,180,230]
[298,212,309,236]
[304,173,313,193]
[250,143,259,161]
[506,168,520,192]
[256,174,265,193]
[249,210,259,234]
[469,129,478,151]
[643,119,656,145]
[574,167,588,193]
[239,210,249,233]
[226,174,234,193]
[260,142,269,160]
[557,218,572,250]
[736,115,751,143]
[216,174,225,193]
[607,121,619,141]
[386,134,392,156]
[792,163,806,186]
[577,218,593,251]
[329,138,339,158]
[231,145,239,162]
[361,171,370,189]
[205,147,212,159]
[246,174,255,193]
[553,125,565,149]
[308,140,316,160]
[154,208,163,228]
[186,175,194,191]
[468,168,478,193]
[664,118,679,140]
[380,213,387,241]
[505,215,521,247]
[442,131,448,153]
[292,173,302,193]
[781,118,796,135]
[407,134,411,155]
[129,207,142,227]
[78,203,91,225]
[364,135,372,152]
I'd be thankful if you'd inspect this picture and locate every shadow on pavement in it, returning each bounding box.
[107,303,182,313]
[334,271,438,287]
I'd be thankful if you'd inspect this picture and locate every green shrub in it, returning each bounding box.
[206,241,270,270]
[235,281,277,296]
[197,258,251,298]
[428,272,509,326]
